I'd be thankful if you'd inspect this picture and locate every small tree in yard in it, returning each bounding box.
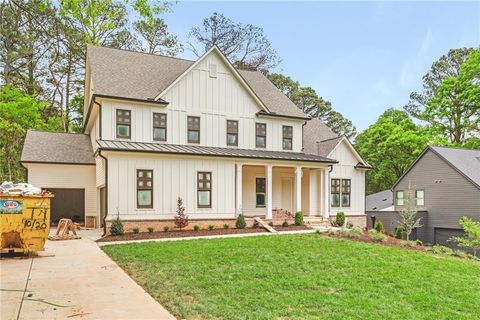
[397,182,422,241]
[450,216,480,257]
[174,197,189,230]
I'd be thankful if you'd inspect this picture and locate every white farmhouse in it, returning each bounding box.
[21,46,370,231]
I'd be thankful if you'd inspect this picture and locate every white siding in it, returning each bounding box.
[95,157,105,187]
[26,163,97,220]
[329,141,366,216]
[107,153,236,220]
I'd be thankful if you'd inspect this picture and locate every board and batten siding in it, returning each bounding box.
[394,149,480,244]
[26,163,97,220]
[329,141,366,216]
[99,51,303,152]
[106,152,236,220]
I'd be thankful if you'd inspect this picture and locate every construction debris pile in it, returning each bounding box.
[0,181,46,195]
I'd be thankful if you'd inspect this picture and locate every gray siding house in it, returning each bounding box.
[392,146,480,246]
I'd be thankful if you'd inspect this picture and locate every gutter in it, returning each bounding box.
[97,150,109,237]
[256,111,311,121]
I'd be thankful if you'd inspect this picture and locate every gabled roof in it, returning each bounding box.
[21,130,95,165]
[366,190,394,211]
[97,140,338,164]
[86,46,306,118]
[393,146,480,190]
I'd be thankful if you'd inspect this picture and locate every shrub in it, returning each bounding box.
[430,245,453,255]
[193,225,200,231]
[368,229,387,242]
[132,227,139,234]
[208,224,214,230]
[163,226,169,232]
[452,250,471,259]
[335,212,345,227]
[223,223,229,229]
[394,226,405,239]
[374,220,384,233]
[174,197,189,229]
[282,220,289,227]
[110,216,124,236]
[346,227,363,239]
[401,240,416,247]
[416,239,423,246]
[147,227,154,234]
[346,220,354,229]
[294,211,304,226]
[236,214,246,229]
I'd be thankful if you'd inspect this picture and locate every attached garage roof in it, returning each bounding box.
[97,140,338,164]
[21,130,95,165]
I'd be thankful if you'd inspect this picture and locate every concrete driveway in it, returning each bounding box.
[1,229,175,320]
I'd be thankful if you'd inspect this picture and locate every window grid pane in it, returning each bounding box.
[197,171,212,208]
[116,109,131,139]
[255,123,266,148]
[153,113,167,141]
[137,169,153,208]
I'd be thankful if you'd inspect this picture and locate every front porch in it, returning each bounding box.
[235,163,331,220]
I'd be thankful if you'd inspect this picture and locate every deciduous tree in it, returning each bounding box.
[134,18,182,56]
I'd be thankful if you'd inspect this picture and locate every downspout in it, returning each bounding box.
[98,150,108,237]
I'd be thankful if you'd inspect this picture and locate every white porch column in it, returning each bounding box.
[322,167,330,218]
[295,166,302,213]
[266,164,273,220]
[236,163,243,216]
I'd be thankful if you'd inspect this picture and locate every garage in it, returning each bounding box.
[48,188,85,224]
[434,228,465,248]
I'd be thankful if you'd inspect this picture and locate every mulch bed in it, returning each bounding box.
[328,232,425,251]
[97,225,312,243]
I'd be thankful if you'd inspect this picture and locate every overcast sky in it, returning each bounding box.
[161,1,480,132]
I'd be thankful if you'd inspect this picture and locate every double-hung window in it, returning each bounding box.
[197,172,212,208]
[331,178,351,207]
[153,113,167,141]
[256,123,266,148]
[282,125,293,150]
[137,169,153,208]
[416,190,424,206]
[187,116,200,143]
[331,179,341,207]
[116,109,131,139]
[256,178,266,207]
[396,191,404,206]
[226,120,238,146]
[341,179,351,207]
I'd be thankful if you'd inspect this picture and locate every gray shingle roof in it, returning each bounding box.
[431,146,480,188]
[366,190,394,211]
[21,130,95,165]
[87,46,306,118]
[302,118,339,156]
[97,140,337,164]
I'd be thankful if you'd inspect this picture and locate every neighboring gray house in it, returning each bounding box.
[366,190,394,212]
[392,146,480,246]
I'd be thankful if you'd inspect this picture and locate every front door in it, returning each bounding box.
[281,178,293,213]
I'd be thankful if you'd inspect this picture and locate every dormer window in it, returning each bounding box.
[116,109,131,139]
[256,123,266,148]
[187,116,200,143]
[282,125,293,150]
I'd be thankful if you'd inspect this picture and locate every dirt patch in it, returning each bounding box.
[273,225,311,232]
[328,231,425,251]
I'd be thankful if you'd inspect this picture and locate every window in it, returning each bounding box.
[137,170,153,208]
[153,113,167,141]
[256,178,266,207]
[256,123,266,148]
[396,191,404,206]
[226,120,238,146]
[341,179,351,207]
[416,190,424,206]
[116,109,131,139]
[197,172,211,208]
[187,116,200,143]
[282,125,293,150]
[331,179,341,207]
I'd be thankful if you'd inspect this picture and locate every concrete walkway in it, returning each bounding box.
[1,229,175,320]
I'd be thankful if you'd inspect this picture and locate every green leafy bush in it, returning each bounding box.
[416,239,423,246]
[147,227,154,233]
[236,214,246,229]
[295,211,304,226]
[132,227,140,234]
[346,227,363,239]
[193,225,200,231]
[223,224,229,229]
[400,240,416,247]
[452,250,471,259]
[163,226,169,232]
[335,212,345,227]
[110,216,124,236]
[346,220,354,229]
[394,226,405,239]
[430,245,453,255]
[208,224,214,230]
[374,220,384,233]
[282,220,289,227]
[368,229,387,242]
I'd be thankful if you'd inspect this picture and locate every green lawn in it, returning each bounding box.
[103,234,480,320]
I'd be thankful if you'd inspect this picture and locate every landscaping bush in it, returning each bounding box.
[193,225,200,231]
[416,239,423,246]
[174,197,189,229]
[452,250,471,259]
[374,220,384,233]
[346,220,354,229]
[223,224,229,229]
[282,220,289,227]
[110,216,124,236]
[132,227,139,234]
[394,226,405,239]
[346,227,363,239]
[368,229,387,242]
[335,212,345,227]
[236,214,246,229]
[163,226,169,232]
[294,211,304,226]
[208,224,214,230]
[147,227,154,234]
[400,240,416,247]
[430,245,453,255]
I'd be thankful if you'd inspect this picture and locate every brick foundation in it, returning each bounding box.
[344,215,367,228]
